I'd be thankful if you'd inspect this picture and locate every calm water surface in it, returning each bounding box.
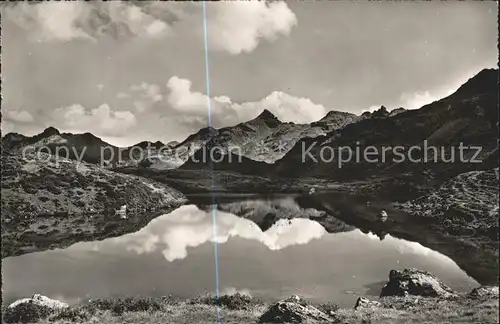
[2,197,479,308]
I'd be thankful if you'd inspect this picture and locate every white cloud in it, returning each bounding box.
[207,1,298,54]
[250,91,326,123]
[4,1,169,42]
[400,86,457,110]
[4,1,297,54]
[51,103,136,136]
[133,101,149,113]
[116,92,131,99]
[400,91,435,110]
[4,2,96,42]
[131,82,163,102]
[361,105,382,114]
[3,109,35,123]
[166,76,326,126]
[89,205,326,262]
[96,84,105,91]
[106,2,170,38]
[166,77,210,113]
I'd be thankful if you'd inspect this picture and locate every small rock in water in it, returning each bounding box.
[378,210,388,221]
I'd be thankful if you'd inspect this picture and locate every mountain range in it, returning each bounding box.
[274,68,499,183]
[2,68,498,185]
[1,106,397,169]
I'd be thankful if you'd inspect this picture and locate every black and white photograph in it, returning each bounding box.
[1,1,499,323]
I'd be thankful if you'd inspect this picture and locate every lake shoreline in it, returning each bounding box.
[3,283,498,323]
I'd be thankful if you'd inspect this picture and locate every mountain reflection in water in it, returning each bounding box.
[2,201,479,308]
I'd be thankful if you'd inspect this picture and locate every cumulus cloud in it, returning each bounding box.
[92,205,326,262]
[400,91,436,110]
[4,1,169,42]
[252,91,326,123]
[51,103,136,136]
[3,1,296,54]
[400,85,458,110]
[166,76,326,127]
[131,82,163,102]
[361,105,383,114]
[116,92,131,99]
[3,109,35,123]
[207,1,297,54]
[363,230,458,262]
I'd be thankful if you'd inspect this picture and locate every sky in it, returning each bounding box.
[1,1,498,146]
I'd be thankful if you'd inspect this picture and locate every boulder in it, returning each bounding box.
[4,294,68,323]
[378,210,388,222]
[353,297,382,310]
[468,286,499,299]
[259,295,331,323]
[380,269,457,298]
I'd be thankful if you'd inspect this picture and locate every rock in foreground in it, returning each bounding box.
[259,295,331,323]
[380,268,457,298]
[468,286,499,300]
[354,297,382,310]
[4,294,68,323]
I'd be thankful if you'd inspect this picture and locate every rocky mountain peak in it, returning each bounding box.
[79,132,102,143]
[453,68,499,98]
[389,107,406,117]
[254,109,282,128]
[40,127,60,137]
[257,109,278,120]
[320,110,357,121]
[371,106,390,118]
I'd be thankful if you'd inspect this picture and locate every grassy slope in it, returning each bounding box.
[1,151,187,258]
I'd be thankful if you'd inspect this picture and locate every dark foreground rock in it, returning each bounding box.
[258,295,331,323]
[468,286,500,300]
[380,268,457,298]
[353,297,382,310]
[3,294,68,323]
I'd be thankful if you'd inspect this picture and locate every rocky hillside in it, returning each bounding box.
[1,150,186,258]
[394,168,499,282]
[274,68,499,184]
[1,127,124,166]
[396,168,499,242]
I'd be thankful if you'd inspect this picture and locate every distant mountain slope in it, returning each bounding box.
[197,196,354,233]
[274,68,499,183]
[2,127,122,166]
